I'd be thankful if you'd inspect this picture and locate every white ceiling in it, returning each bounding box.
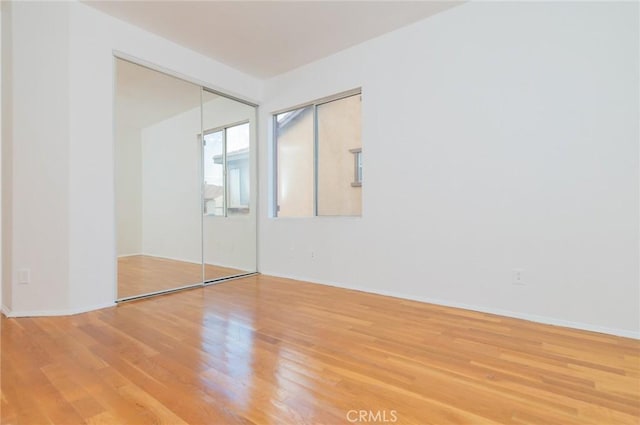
[85,1,462,79]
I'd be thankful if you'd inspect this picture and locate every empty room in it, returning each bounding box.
[1,1,638,424]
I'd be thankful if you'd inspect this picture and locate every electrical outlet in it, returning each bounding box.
[18,269,30,285]
[512,268,525,286]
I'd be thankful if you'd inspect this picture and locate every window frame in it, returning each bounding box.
[202,119,250,218]
[272,88,362,218]
[349,148,362,187]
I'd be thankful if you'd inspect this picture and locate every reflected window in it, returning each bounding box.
[203,122,250,216]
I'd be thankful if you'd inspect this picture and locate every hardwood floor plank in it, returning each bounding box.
[2,274,639,424]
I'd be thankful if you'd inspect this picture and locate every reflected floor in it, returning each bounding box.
[118,255,246,299]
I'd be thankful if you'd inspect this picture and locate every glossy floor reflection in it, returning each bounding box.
[118,255,246,298]
[2,275,639,424]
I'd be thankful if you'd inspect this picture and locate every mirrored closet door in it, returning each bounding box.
[202,90,257,283]
[115,58,257,301]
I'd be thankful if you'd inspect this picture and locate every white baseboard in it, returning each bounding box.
[117,253,143,258]
[260,271,640,340]
[118,253,200,264]
[119,253,251,271]
[137,253,202,265]
[204,261,254,272]
[2,301,116,318]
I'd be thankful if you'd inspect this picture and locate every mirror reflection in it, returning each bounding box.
[202,91,257,282]
[115,59,257,300]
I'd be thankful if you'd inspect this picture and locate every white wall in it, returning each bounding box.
[3,0,261,316]
[115,125,142,256]
[0,2,4,309]
[3,1,71,314]
[259,2,640,337]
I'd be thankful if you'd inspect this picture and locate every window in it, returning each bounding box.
[274,106,315,217]
[203,122,250,216]
[274,90,362,217]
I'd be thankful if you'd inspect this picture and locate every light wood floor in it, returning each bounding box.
[118,255,246,299]
[2,275,639,424]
